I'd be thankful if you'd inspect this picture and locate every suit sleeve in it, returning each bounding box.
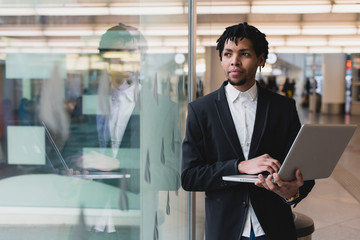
[285,100,315,206]
[181,103,240,192]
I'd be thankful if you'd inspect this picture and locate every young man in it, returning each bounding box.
[181,22,315,240]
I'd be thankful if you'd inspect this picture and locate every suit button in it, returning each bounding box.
[242,201,248,208]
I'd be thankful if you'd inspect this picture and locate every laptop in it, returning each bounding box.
[5,120,67,170]
[222,124,357,183]
[5,120,129,180]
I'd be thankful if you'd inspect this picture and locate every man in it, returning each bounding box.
[181,22,315,240]
[96,23,142,158]
[61,23,144,193]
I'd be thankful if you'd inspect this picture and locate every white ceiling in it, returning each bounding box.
[1,0,360,54]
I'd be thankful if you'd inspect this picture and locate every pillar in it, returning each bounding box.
[204,46,225,94]
[321,53,346,114]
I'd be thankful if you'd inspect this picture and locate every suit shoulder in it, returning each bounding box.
[263,88,296,105]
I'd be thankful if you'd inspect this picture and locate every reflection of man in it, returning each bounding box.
[62,24,145,193]
[96,24,142,159]
[181,22,314,240]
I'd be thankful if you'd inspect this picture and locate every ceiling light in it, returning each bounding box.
[273,47,309,53]
[94,29,108,36]
[199,40,216,46]
[8,41,46,47]
[197,29,224,36]
[101,52,140,61]
[146,47,185,54]
[145,41,163,47]
[0,8,36,16]
[51,48,83,54]
[343,47,360,53]
[163,40,188,47]
[266,37,286,46]
[251,5,331,14]
[308,47,342,53]
[253,1,330,3]
[259,26,301,35]
[20,48,52,54]
[286,37,327,46]
[47,42,83,47]
[0,30,42,37]
[35,7,109,16]
[329,37,360,46]
[2,48,20,53]
[142,28,188,36]
[332,4,360,13]
[109,6,184,15]
[197,5,250,14]
[301,25,357,35]
[43,29,94,37]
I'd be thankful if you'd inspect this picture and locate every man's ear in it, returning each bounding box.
[258,53,266,67]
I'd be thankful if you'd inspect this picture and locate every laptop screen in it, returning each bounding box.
[7,125,46,165]
[2,120,69,178]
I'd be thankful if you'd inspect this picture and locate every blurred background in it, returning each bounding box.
[0,0,360,239]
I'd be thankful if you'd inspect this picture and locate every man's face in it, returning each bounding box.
[221,38,265,92]
[105,51,141,88]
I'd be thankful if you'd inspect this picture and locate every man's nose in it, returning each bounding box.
[231,54,240,66]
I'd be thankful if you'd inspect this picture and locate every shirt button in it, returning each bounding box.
[242,201,248,208]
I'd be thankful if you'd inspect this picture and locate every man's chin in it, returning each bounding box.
[228,78,246,86]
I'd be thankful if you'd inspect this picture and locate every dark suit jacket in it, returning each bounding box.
[61,108,140,193]
[181,81,315,240]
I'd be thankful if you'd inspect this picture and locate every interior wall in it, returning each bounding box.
[204,46,225,94]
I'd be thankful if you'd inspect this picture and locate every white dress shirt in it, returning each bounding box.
[109,82,137,157]
[225,82,266,237]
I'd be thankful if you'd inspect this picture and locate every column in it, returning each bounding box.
[204,46,225,94]
[321,53,346,114]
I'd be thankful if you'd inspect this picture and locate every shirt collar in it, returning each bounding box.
[112,83,138,102]
[225,81,258,103]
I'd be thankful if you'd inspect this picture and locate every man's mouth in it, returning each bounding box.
[229,69,244,75]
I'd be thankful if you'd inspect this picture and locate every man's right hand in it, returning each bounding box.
[237,154,281,174]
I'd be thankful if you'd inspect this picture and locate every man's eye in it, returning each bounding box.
[242,53,250,57]
[224,52,231,57]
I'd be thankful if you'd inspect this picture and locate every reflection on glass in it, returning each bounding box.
[60,23,144,238]
[0,1,187,239]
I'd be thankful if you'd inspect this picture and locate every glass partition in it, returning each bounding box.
[0,1,188,239]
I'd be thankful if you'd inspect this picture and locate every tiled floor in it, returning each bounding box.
[295,107,360,240]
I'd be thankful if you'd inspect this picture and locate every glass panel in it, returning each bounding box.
[138,2,188,239]
[0,1,188,239]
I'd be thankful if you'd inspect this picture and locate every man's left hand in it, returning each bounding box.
[255,169,304,199]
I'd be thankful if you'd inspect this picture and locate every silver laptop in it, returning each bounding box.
[41,122,130,180]
[5,120,130,180]
[222,124,357,183]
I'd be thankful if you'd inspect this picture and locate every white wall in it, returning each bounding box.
[204,46,225,94]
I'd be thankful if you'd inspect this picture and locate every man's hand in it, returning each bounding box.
[255,169,304,199]
[237,154,281,175]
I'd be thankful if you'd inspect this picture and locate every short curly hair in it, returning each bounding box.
[216,22,268,62]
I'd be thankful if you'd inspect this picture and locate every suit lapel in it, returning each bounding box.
[249,85,270,158]
[214,82,244,159]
